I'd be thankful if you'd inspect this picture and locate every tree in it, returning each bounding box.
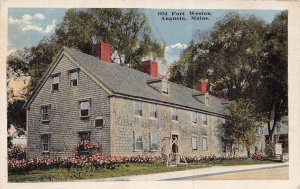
[257,11,288,143]
[169,12,267,101]
[7,8,164,93]
[224,99,260,158]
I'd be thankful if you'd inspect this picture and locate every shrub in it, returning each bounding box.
[8,146,26,160]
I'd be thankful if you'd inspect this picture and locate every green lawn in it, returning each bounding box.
[8,160,280,182]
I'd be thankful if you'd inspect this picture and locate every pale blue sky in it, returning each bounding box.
[8,8,283,64]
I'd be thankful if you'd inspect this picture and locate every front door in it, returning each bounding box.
[171,135,178,161]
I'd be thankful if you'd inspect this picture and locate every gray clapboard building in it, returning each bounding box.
[25,42,249,159]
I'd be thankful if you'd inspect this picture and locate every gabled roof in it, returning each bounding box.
[25,47,228,117]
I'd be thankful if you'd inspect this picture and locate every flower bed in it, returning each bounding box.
[8,146,26,160]
[181,155,248,164]
[8,141,161,174]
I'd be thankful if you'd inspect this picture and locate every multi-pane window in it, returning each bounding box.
[41,134,49,152]
[52,74,59,91]
[70,70,78,87]
[150,133,158,151]
[202,137,208,151]
[192,137,197,150]
[202,114,208,125]
[162,81,169,94]
[134,132,143,151]
[95,118,104,128]
[134,101,142,116]
[80,100,90,117]
[79,131,90,142]
[41,105,50,121]
[171,108,178,121]
[149,103,157,118]
[192,112,197,123]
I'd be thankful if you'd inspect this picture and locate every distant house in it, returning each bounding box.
[24,42,262,159]
[263,116,288,154]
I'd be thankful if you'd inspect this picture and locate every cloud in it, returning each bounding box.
[164,43,188,64]
[166,43,188,50]
[9,14,55,33]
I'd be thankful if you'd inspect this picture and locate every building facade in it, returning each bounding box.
[25,42,260,159]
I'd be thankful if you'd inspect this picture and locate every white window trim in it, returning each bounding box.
[149,103,157,119]
[41,134,50,153]
[192,112,197,124]
[171,108,178,121]
[79,99,91,118]
[51,73,60,91]
[192,136,197,150]
[134,132,143,151]
[134,101,143,116]
[149,132,158,151]
[41,105,51,122]
[202,114,208,126]
[69,69,79,87]
[202,136,208,151]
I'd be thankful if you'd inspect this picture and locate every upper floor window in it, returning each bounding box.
[205,96,211,106]
[41,105,50,122]
[192,136,197,150]
[51,74,60,91]
[80,100,90,117]
[162,81,169,94]
[69,70,78,87]
[149,103,157,118]
[202,114,208,125]
[134,132,143,151]
[41,134,50,152]
[134,101,142,116]
[171,108,178,121]
[192,112,197,123]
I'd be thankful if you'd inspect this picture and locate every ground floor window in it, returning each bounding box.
[202,137,208,151]
[79,131,91,142]
[134,132,143,151]
[192,136,197,150]
[41,134,50,152]
[150,133,158,151]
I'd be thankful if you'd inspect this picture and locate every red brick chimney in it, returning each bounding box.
[92,42,112,62]
[142,60,159,78]
[195,80,207,93]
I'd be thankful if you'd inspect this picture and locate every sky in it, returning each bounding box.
[8,8,283,65]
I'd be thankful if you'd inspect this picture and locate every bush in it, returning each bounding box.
[8,141,161,174]
[8,146,26,160]
[180,155,247,164]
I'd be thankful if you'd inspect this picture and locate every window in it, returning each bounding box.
[41,134,49,152]
[41,105,50,121]
[79,131,90,142]
[192,136,197,150]
[134,132,143,151]
[202,137,208,151]
[80,100,90,117]
[162,81,169,94]
[134,101,142,116]
[149,104,157,118]
[205,96,210,106]
[70,70,78,87]
[95,118,104,128]
[192,112,197,123]
[150,133,158,151]
[202,114,208,125]
[52,74,59,91]
[171,108,178,121]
